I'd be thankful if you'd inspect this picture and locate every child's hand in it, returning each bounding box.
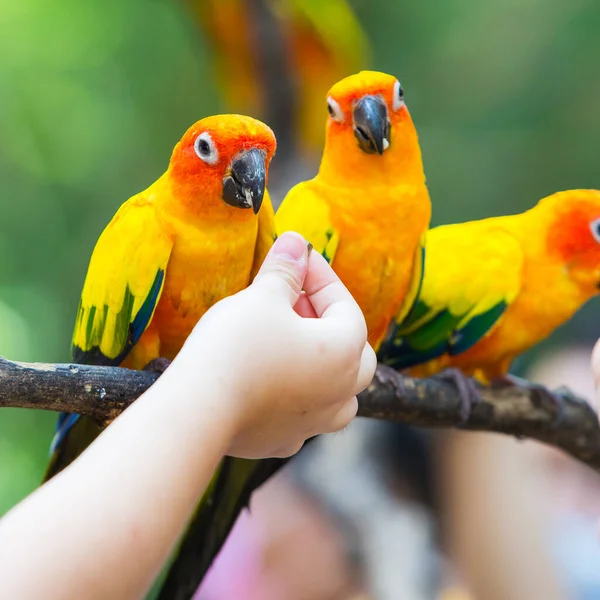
[0,231,375,600]
[166,232,377,459]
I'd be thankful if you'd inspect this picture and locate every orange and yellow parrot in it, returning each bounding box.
[379,189,600,384]
[276,70,431,350]
[47,114,276,476]
[188,0,370,155]
[44,114,283,599]
[164,70,430,599]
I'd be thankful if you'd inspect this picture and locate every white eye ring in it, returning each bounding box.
[326,97,344,123]
[590,218,600,242]
[194,132,219,165]
[392,80,405,111]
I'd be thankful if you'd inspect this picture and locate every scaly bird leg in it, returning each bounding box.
[432,367,481,425]
[142,357,172,375]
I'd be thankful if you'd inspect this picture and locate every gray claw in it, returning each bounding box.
[433,368,481,425]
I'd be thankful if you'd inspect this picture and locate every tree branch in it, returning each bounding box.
[0,357,158,422]
[361,365,600,471]
[1,357,599,472]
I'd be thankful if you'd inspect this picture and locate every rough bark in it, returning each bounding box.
[1,357,598,472]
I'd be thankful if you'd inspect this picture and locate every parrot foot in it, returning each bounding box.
[432,368,481,425]
[142,357,172,375]
[492,374,566,427]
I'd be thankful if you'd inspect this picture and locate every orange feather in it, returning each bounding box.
[276,71,431,348]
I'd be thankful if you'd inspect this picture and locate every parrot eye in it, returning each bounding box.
[326,97,344,123]
[590,218,600,243]
[194,132,219,165]
[392,80,405,111]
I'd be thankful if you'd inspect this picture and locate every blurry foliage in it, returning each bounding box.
[0,0,221,512]
[188,0,370,198]
[0,0,599,512]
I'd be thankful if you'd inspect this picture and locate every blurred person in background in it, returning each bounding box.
[439,329,600,599]
[198,414,575,600]
[528,345,600,598]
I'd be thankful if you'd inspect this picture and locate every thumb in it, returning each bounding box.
[253,231,311,305]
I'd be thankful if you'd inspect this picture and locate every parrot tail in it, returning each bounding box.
[156,456,287,600]
[43,414,103,482]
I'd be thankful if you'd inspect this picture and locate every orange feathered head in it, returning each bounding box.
[168,114,276,215]
[541,190,600,290]
[319,71,424,184]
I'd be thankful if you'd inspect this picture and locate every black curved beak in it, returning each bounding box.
[353,95,390,155]
[222,148,267,214]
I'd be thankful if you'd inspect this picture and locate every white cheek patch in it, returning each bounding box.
[194,132,219,165]
[382,138,390,151]
[590,218,600,242]
[327,96,344,123]
[392,80,405,112]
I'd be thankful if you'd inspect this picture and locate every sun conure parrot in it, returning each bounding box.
[163,70,430,599]
[187,0,370,158]
[379,189,600,384]
[275,70,431,350]
[43,114,285,599]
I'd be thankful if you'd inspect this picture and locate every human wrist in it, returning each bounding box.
[151,356,245,457]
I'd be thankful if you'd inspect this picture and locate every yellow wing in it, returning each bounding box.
[275,181,339,263]
[379,223,524,369]
[72,197,173,365]
[393,232,426,326]
[250,190,276,280]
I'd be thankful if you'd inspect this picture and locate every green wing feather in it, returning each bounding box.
[275,181,340,264]
[379,224,524,369]
[155,194,281,600]
[44,199,173,482]
[156,456,288,600]
[71,199,173,364]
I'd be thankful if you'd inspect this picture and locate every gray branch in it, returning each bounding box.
[1,357,599,473]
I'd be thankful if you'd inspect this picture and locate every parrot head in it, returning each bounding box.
[168,114,276,216]
[541,190,600,291]
[319,70,424,184]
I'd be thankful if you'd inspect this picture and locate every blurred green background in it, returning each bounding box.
[0,0,599,514]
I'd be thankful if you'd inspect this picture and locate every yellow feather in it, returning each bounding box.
[394,232,426,325]
[275,181,339,263]
[72,197,173,360]
[391,189,600,380]
[250,191,276,280]
[420,223,523,324]
[276,71,431,349]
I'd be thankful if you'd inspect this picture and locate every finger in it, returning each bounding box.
[271,439,305,459]
[294,292,318,318]
[303,251,357,318]
[353,342,377,395]
[253,232,311,306]
[303,252,368,348]
[321,397,358,433]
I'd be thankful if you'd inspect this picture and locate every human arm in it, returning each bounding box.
[0,232,376,600]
